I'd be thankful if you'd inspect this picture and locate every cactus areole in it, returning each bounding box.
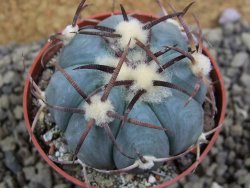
[23,1,226,187]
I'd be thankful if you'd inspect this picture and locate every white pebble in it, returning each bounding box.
[219,8,241,25]
[148,175,156,184]
[43,130,54,142]
[55,151,60,157]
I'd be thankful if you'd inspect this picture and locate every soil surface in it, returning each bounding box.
[1,0,250,44]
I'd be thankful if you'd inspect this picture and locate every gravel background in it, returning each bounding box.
[1,0,250,44]
[0,15,250,188]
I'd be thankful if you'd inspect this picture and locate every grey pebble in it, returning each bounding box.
[231,52,249,67]
[0,182,7,188]
[241,32,250,51]
[54,184,69,188]
[0,136,17,152]
[211,182,223,188]
[0,95,10,109]
[244,158,250,167]
[0,75,3,88]
[4,175,17,188]
[219,8,241,25]
[240,74,250,88]
[0,55,11,69]
[3,71,20,87]
[224,136,235,150]
[230,125,243,137]
[23,166,36,181]
[4,151,22,175]
[13,106,23,120]
[206,28,223,46]
[0,109,7,121]
[27,182,45,188]
[222,23,235,36]
[215,165,228,176]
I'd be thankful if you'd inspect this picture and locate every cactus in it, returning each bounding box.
[30,0,220,174]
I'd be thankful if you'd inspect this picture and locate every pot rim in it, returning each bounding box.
[23,12,227,188]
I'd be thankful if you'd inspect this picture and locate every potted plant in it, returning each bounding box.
[23,0,226,187]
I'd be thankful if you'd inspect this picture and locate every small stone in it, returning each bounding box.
[241,32,250,51]
[240,74,250,88]
[245,158,250,167]
[226,67,239,77]
[216,165,228,176]
[13,106,23,120]
[58,145,68,154]
[223,76,231,89]
[4,151,22,175]
[211,182,223,188]
[201,156,210,169]
[235,169,248,179]
[207,163,218,176]
[23,166,36,181]
[206,28,223,46]
[54,184,68,188]
[222,23,235,36]
[9,94,22,106]
[238,174,250,185]
[55,151,60,157]
[232,84,243,95]
[43,130,54,142]
[0,95,9,109]
[0,136,17,151]
[27,182,44,188]
[227,151,236,164]
[0,75,3,88]
[4,176,17,188]
[230,125,243,137]
[148,175,156,184]
[216,152,227,164]
[224,136,235,149]
[23,156,36,166]
[0,55,11,69]
[16,171,25,186]
[58,153,73,162]
[0,109,7,121]
[210,147,218,155]
[215,135,224,147]
[231,52,249,67]
[0,182,7,188]
[219,8,241,25]
[3,71,18,85]
[41,69,53,81]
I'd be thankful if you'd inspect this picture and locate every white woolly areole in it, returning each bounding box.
[115,19,149,49]
[127,63,172,103]
[133,63,162,90]
[96,56,134,82]
[61,25,79,45]
[190,52,212,76]
[83,96,114,126]
[97,56,172,103]
[135,156,156,170]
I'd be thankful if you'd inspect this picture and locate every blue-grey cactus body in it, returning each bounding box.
[65,88,125,169]
[114,102,169,170]
[45,15,206,171]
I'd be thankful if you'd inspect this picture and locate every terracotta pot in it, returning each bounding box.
[23,12,226,188]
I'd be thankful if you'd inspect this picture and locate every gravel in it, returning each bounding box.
[0,15,250,188]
